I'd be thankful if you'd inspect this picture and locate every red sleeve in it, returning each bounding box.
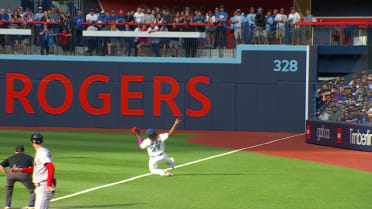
[22,167,34,173]
[45,163,55,187]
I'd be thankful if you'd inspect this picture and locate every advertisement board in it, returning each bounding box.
[0,46,315,131]
[306,120,372,152]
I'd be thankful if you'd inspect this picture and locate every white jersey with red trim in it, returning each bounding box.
[140,133,169,157]
[33,147,52,184]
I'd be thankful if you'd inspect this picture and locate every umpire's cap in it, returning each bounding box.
[30,131,43,144]
[15,145,24,152]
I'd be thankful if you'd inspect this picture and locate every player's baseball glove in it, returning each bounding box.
[131,127,141,136]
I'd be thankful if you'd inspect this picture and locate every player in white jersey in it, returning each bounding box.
[12,132,56,209]
[135,118,181,176]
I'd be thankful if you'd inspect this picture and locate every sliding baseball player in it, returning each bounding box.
[132,118,181,176]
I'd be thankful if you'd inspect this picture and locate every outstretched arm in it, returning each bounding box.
[168,118,182,137]
[0,165,7,176]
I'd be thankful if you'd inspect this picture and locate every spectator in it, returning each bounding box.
[154,7,162,18]
[230,9,244,44]
[159,24,169,57]
[135,24,147,56]
[40,10,50,21]
[19,21,29,54]
[57,27,71,55]
[302,9,314,45]
[254,8,268,44]
[182,21,198,57]
[215,5,228,48]
[23,8,33,21]
[8,18,19,54]
[117,10,126,30]
[0,18,6,54]
[148,22,160,57]
[6,8,12,19]
[265,10,276,44]
[179,11,185,23]
[274,8,287,43]
[108,10,117,22]
[163,9,172,23]
[86,8,97,22]
[287,6,301,44]
[73,10,85,47]
[243,7,256,44]
[97,11,108,23]
[134,7,144,24]
[184,8,193,23]
[173,11,181,23]
[0,8,10,20]
[47,28,56,54]
[122,23,134,56]
[205,11,216,48]
[126,11,134,23]
[328,105,342,121]
[34,7,44,45]
[49,7,60,33]
[194,11,205,32]
[154,13,163,24]
[107,24,121,56]
[39,23,49,55]
[144,8,154,24]
[86,22,98,56]
[169,22,179,57]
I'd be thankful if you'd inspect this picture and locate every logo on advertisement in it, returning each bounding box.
[306,125,311,139]
[349,129,372,146]
[337,128,342,144]
[316,125,330,142]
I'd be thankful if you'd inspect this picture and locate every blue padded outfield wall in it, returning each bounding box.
[0,46,317,132]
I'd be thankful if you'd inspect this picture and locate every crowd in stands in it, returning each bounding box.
[0,4,316,56]
[316,69,372,124]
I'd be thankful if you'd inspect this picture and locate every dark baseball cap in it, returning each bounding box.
[146,128,156,136]
[16,145,24,152]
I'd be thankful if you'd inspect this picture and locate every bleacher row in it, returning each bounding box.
[0,4,369,57]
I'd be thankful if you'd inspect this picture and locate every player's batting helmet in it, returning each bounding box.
[30,131,43,144]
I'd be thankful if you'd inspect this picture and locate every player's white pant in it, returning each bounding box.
[149,153,175,176]
[34,182,54,209]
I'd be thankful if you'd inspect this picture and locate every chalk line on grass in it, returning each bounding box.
[51,133,304,202]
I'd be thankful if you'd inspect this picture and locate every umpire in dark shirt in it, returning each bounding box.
[0,145,35,208]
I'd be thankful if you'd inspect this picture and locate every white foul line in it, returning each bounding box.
[51,133,304,202]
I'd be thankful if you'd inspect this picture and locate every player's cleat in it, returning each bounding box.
[28,206,35,209]
[4,205,11,209]
[170,157,175,169]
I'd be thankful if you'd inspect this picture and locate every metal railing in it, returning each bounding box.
[0,21,371,57]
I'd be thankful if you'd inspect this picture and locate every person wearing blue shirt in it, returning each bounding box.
[230,9,244,44]
[215,5,228,48]
[97,11,108,23]
[117,10,126,30]
[73,10,85,47]
[0,9,10,21]
[243,7,256,44]
[265,10,275,44]
[108,11,118,22]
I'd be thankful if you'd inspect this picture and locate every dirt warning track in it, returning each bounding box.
[188,131,372,173]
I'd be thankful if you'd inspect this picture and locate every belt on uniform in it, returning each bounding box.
[150,152,164,158]
[34,181,46,187]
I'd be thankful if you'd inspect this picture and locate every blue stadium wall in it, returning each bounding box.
[0,45,318,132]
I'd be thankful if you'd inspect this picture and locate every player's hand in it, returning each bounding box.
[48,187,56,193]
[10,168,22,173]
[174,118,182,125]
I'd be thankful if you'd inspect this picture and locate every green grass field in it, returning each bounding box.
[0,130,371,209]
